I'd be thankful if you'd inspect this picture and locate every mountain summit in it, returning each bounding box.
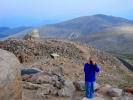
[6,14,133,39]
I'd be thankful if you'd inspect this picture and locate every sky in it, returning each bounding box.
[0,0,133,27]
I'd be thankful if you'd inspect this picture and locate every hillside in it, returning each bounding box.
[0,26,32,38]
[0,38,133,89]
[5,14,133,39]
[72,24,133,52]
[0,27,10,33]
[1,14,133,63]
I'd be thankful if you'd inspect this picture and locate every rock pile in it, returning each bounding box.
[0,38,86,65]
[0,38,123,67]
[22,70,132,100]
[22,67,74,98]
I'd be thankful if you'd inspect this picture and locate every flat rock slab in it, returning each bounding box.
[112,96,129,100]
[82,97,105,100]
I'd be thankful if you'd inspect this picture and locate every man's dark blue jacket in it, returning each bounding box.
[84,63,100,82]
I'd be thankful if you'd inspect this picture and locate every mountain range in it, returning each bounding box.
[1,14,133,56]
[0,26,32,38]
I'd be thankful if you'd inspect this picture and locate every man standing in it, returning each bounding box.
[84,57,100,99]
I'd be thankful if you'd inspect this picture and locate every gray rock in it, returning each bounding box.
[52,75,59,81]
[52,67,64,77]
[0,49,22,100]
[37,87,50,95]
[58,87,73,97]
[112,96,129,100]
[64,80,76,91]
[36,92,46,99]
[123,92,133,97]
[73,81,85,91]
[108,88,122,97]
[50,86,58,95]
[94,83,101,90]
[22,81,43,90]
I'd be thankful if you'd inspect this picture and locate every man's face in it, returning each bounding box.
[89,58,94,63]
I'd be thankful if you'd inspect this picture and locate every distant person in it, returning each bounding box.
[84,57,100,99]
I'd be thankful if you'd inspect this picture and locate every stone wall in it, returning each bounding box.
[0,49,22,100]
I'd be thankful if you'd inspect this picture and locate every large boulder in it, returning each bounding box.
[0,49,22,100]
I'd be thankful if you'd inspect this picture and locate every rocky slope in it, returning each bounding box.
[2,14,133,56]
[1,38,133,100]
[1,38,133,87]
[72,24,133,53]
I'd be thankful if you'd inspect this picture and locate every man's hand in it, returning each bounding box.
[89,59,95,65]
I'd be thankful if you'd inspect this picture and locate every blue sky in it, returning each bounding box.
[0,0,133,27]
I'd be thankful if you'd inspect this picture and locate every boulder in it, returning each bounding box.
[97,84,112,93]
[64,80,76,91]
[0,49,22,100]
[58,87,73,97]
[108,88,122,97]
[73,81,85,91]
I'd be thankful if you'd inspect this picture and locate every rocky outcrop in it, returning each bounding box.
[0,49,22,100]
[22,69,73,98]
[1,38,85,65]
